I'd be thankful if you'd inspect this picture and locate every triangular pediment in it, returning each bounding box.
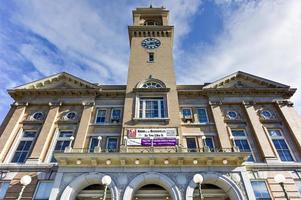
[203,71,289,89]
[13,72,100,90]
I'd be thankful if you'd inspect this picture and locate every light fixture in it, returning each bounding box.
[274,174,289,200]
[106,159,111,165]
[70,136,75,141]
[76,159,82,165]
[164,159,169,165]
[20,175,32,186]
[17,175,32,200]
[229,135,234,140]
[193,159,198,165]
[274,174,286,183]
[135,159,140,165]
[201,136,206,140]
[98,136,102,141]
[101,175,112,186]
[193,174,203,184]
[222,159,228,165]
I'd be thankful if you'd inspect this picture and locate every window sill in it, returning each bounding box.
[133,118,170,122]
[181,122,214,126]
[90,123,122,126]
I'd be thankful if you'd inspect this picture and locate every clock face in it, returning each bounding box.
[141,38,161,49]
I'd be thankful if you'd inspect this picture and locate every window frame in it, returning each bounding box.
[204,136,215,151]
[33,180,54,200]
[251,180,272,200]
[182,108,193,119]
[95,109,107,124]
[110,108,122,123]
[88,136,100,153]
[137,96,167,119]
[267,129,295,162]
[196,108,209,124]
[106,137,118,152]
[231,129,255,162]
[50,130,74,163]
[186,137,198,152]
[10,130,37,163]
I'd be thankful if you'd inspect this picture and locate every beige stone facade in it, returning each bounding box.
[0,6,301,200]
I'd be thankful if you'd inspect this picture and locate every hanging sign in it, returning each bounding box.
[127,128,177,138]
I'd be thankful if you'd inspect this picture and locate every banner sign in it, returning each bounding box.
[126,138,177,146]
[127,128,177,138]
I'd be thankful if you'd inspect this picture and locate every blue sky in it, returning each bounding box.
[0,0,301,123]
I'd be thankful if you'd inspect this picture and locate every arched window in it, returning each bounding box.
[142,81,163,88]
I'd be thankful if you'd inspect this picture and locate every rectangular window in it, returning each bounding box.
[205,137,215,151]
[106,137,118,152]
[231,129,255,162]
[51,131,73,162]
[182,108,192,119]
[139,97,166,119]
[197,108,208,123]
[251,181,272,200]
[148,52,154,62]
[11,131,36,163]
[186,137,198,152]
[268,129,294,162]
[34,181,54,200]
[89,136,99,153]
[95,110,106,124]
[111,108,121,123]
[0,182,9,199]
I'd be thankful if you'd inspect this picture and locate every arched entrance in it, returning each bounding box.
[186,173,244,200]
[76,184,112,200]
[123,172,182,200]
[192,184,230,200]
[60,172,118,200]
[134,184,171,200]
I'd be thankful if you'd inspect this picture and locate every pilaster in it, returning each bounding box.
[209,102,232,149]
[0,104,26,162]
[27,103,60,163]
[243,102,276,161]
[73,103,94,149]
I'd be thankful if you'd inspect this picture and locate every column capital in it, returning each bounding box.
[209,100,222,106]
[242,100,256,106]
[82,101,95,106]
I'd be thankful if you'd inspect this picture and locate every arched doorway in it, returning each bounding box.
[192,184,230,200]
[60,173,118,200]
[123,172,182,200]
[133,184,171,200]
[76,184,112,200]
[186,173,244,200]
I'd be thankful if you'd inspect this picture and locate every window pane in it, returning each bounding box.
[34,181,54,200]
[296,180,301,195]
[11,140,33,163]
[272,139,293,161]
[0,182,9,199]
[232,130,246,137]
[268,129,282,137]
[234,139,254,162]
[205,138,214,150]
[96,110,106,123]
[89,137,99,152]
[107,138,118,152]
[182,109,192,117]
[251,181,271,199]
[186,138,197,152]
[197,108,208,123]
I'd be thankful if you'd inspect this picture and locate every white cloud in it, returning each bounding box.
[177,0,301,112]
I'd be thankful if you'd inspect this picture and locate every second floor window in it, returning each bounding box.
[139,97,166,118]
[95,110,106,123]
[186,137,198,152]
[231,129,254,162]
[111,108,121,123]
[106,137,118,152]
[251,181,272,200]
[268,129,294,162]
[89,136,99,153]
[51,131,73,162]
[197,108,208,123]
[204,137,215,151]
[182,108,192,119]
[11,131,36,163]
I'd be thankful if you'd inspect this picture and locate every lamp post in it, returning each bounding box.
[101,175,112,200]
[193,174,204,200]
[274,174,289,200]
[17,175,32,200]
[97,136,102,151]
[124,136,128,152]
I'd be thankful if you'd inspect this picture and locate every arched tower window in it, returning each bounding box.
[138,78,166,89]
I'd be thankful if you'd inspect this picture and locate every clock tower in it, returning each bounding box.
[122,7,181,134]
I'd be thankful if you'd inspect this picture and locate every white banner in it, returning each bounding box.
[127,128,177,138]
[126,138,141,146]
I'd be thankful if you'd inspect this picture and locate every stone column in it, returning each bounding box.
[0,105,26,162]
[209,102,232,150]
[243,102,276,160]
[73,104,94,149]
[27,104,59,163]
[276,101,301,151]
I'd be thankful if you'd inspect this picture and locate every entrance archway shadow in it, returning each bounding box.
[123,172,182,200]
[186,173,244,200]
